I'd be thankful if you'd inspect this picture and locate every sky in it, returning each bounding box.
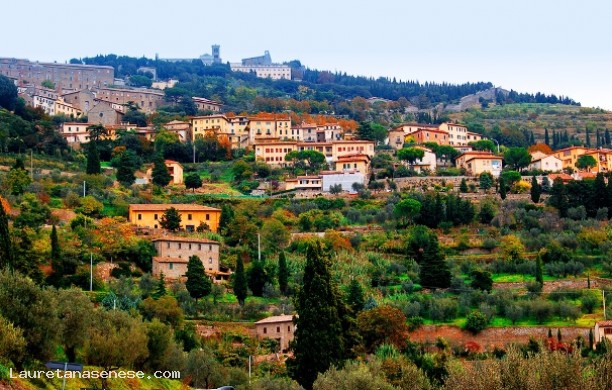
[3,0,612,109]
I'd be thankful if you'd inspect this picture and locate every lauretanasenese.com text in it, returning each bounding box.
[9,368,181,380]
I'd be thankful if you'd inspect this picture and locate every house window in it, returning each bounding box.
[206,214,210,221]
[167,242,170,248]
[154,214,158,220]
[263,327,267,334]
[277,326,280,333]
[209,245,212,251]
[178,243,182,249]
[188,214,192,221]
[137,214,142,220]
[169,263,173,270]
[288,326,291,332]
[189,244,192,250]
[209,257,213,264]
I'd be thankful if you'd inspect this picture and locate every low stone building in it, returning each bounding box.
[152,236,229,281]
[254,315,295,352]
[594,320,612,346]
[88,101,125,126]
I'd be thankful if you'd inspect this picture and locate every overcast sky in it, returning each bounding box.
[3,0,611,109]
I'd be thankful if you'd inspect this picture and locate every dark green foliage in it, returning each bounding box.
[219,204,234,235]
[530,176,541,203]
[479,172,494,190]
[160,207,181,232]
[548,178,568,217]
[86,141,101,175]
[499,176,507,200]
[459,178,468,193]
[535,256,544,285]
[233,254,248,305]
[465,310,488,334]
[544,128,550,146]
[576,155,597,171]
[478,199,497,224]
[346,279,365,313]
[115,151,138,186]
[185,255,212,302]
[357,121,387,143]
[0,201,13,270]
[409,227,451,289]
[287,240,353,390]
[152,153,172,187]
[278,251,289,295]
[0,75,18,110]
[470,269,493,292]
[185,173,203,192]
[397,147,425,166]
[247,260,269,297]
[123,106,147,127]
[153,272,167,299]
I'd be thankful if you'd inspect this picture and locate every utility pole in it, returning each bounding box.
[257,233,261,262]
[83,181,86,197]
[193,142,196,164]
[30,149,33,179]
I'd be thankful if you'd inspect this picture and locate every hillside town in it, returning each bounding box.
[1,43,612,390]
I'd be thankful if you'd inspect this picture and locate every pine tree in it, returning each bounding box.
[160,207,181,232]
[185,255,212,302]
[233,254,248,305]
[346,278,365,313]
[0,200,13,270]
[151,153,171,187]
[499,176,507,200]
[419,234,451,289]
[86,141,101,175]
[278,251,289,295]
[459,178,468,193]
[544,128,550,146]
[287,240,349,390]
[153,272,167,299]
[530,176,541,203]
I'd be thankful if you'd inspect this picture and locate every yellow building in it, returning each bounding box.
[551,146,594,170]
[128,204,221,232]
[583,149,612,173]
[249,114,292,143]
[192,114,229,139]
[455,151,503,177]
[334,154,371,173]
[54,98,83,118]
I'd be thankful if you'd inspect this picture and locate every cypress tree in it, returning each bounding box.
[116,152,136,186]
[185,255,212,302]
[278,251,289,295]
[530,176,541,203]
[233,254,248,305]
[548,328,553,338]
[597,129,602,148]
[557,328,562,342]
[247,260,268,297]
[593,173,607,211]
[605,129,611,147]
[589,328,595,349]
[535,255,544,285]
[544,128,550,146]
[86,141,101,175]
[50,225,62,276]
[0,200,13,270]
[151,153,171,187]
[499,176,507,200]
[586,128,591,147]
[287,240,348,390]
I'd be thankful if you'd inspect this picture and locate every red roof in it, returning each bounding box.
[548,173,573,182]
